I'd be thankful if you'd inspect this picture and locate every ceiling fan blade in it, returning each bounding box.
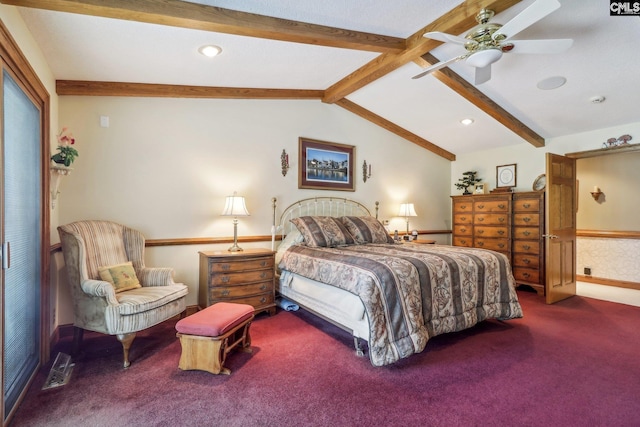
[493,0,561,41]
[507,38,573,54]
[422,31,470,46]
[474,65,492,85]
[412,54,470,80]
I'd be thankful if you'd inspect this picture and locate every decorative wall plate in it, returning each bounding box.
[533,173,546,191]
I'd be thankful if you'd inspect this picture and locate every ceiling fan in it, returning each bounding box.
[412,0,573,85]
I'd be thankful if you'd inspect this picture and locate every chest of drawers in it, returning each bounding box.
[198,248,276,315]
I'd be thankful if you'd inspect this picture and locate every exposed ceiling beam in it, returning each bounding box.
[322,0,521,104]
[336,99,456,161]
[56,80,324,99]
[1,0,405,53]
[421,53,545,148]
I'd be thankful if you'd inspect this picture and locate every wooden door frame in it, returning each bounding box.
[0,19,51,425]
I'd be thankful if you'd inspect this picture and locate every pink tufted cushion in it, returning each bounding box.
[175,302,254,337]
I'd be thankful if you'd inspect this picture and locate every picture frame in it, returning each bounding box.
[496,163,517,188]
[474,183,487,194]
[298,137,355,191]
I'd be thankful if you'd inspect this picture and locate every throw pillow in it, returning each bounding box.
[340,216,394,244]
[98,261,142,293]
[290,216,355,247]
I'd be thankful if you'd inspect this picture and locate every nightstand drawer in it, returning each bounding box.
[210,281,273,299]
[210,257,274,273]
[216,292,275,309]
[211,269,274,286]
[474,226,508,238]
[474,213,508,225]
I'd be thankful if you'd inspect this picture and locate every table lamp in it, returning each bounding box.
[398,203,417,238]
[221,192,250,252]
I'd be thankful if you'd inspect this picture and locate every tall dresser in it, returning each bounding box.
[451,191,545,295]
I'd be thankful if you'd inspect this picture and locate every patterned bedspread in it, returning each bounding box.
[278,243,523,366]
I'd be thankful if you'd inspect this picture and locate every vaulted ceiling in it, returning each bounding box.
[4,0,638,160]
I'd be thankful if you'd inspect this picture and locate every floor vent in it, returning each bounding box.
[42,352,74,390]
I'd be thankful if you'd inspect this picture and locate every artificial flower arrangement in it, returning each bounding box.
[51,127,78,167]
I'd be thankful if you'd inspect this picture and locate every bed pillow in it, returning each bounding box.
[340,216,395,244]
[98,261,142,293]
[290,216,355,247]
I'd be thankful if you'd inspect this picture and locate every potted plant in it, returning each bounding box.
[51,127,78,167]
[455,171,481,195]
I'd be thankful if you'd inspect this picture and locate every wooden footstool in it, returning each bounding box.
[175,302,254,375]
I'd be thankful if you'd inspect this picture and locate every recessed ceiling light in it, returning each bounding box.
[460,118,474,126]
[590,95,606,104]
[536,76,566,90]
[198,45,222,58]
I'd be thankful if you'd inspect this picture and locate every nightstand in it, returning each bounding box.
[198,248,276,316]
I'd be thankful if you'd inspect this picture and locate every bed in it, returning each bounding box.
[272,197,523,367]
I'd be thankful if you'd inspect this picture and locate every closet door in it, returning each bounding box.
[2,70,42,420]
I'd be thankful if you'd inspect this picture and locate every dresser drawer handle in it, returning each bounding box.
[260,297,267,303]
[477,217,484,222]
[498,230,504,235]
[477,242,484,247]
[523,258,531,264]
[260,284,267,290]
[477,229,484,234]
[221,276,230,283]
[523,231,531,236]
[498,243,505,248]
[522,245,531,250]
[221,264,231,271]
[460,227,466,232]
[460,216,467,221]
[523,217,531,223]
[460,239,467,244]
[260,261,268,267]
[523,203,531,208]
[498,217,505,222]
[522,273,531,278]
[498,204,505,209]
[221,289,230,296]
[477,204,484,209]
[461,205,467,209]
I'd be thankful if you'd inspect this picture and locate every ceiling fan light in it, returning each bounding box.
[466,49,502,68]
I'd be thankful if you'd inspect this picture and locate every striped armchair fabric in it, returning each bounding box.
[58,220,188,368]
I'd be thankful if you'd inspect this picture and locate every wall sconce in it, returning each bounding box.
[590,186,603,201]
[50,164,72,209]
[221,191,250,252]
[281,149,290,176]
[362,160,372,183]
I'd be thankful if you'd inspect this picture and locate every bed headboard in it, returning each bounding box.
[271,197,379,249]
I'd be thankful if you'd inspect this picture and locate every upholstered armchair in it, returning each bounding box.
[58,220,188,368]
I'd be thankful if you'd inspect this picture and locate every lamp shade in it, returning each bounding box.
[221,193,250,217]
[398,203,417,217]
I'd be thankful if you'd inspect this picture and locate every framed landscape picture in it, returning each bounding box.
[298,137,355,191]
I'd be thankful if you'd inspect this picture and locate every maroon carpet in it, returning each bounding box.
[9,290,640,426]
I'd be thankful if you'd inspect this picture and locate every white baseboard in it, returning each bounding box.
[577,281,640,307]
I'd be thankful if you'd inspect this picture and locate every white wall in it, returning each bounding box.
[53,96,452,323]
[452,121,640,306]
